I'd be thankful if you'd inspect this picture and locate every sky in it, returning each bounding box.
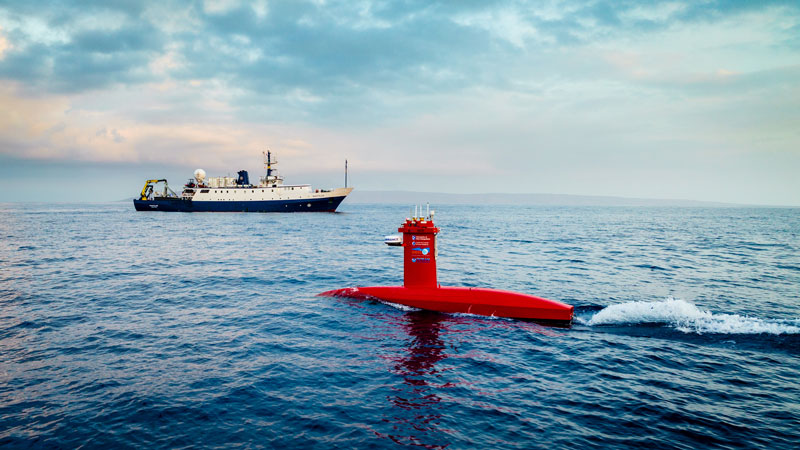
[0,0,798,205]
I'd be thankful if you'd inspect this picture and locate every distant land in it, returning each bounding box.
[115,191,788,207]
[346,190,751,207]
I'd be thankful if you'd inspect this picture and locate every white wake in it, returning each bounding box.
[379,300,420,312]
[583,298,800,335]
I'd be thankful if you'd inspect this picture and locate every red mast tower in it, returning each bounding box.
[399,214,439,288]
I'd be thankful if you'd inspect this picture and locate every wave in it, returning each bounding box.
[379,300,421,312]
[582,298,800,335]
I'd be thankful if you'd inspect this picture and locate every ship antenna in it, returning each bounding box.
[345,159,348,188]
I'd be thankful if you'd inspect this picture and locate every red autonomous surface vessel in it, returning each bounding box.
[319,208,574,323]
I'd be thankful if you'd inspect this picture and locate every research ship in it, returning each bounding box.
[133,151,352,212]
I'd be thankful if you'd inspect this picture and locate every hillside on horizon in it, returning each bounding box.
[346,190,756,207]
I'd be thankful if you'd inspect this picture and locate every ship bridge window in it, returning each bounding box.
[200,189,209,193]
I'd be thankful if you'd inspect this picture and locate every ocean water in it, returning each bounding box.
[1,202,799,449]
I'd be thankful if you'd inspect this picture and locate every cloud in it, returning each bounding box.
[0,80,352,172]
[2,2,797,101]
[0,26,11,59]
[0,1,798,204]
[0,2,163,92]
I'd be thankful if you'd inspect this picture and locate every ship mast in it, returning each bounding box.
[261,149,283,186]
[263,150,277,178]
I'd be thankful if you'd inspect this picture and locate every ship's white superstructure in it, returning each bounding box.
[183,184,351,202]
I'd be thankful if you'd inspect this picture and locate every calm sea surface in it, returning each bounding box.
[1,202,799,449]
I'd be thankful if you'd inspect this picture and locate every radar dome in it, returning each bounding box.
[194,169,206,183]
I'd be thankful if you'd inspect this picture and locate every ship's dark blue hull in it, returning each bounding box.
[133,195,347,212]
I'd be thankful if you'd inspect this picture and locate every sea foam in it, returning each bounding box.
[585,298,800,335]
[379,300,421,312]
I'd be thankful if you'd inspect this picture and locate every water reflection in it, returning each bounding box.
[380,311,451,449]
